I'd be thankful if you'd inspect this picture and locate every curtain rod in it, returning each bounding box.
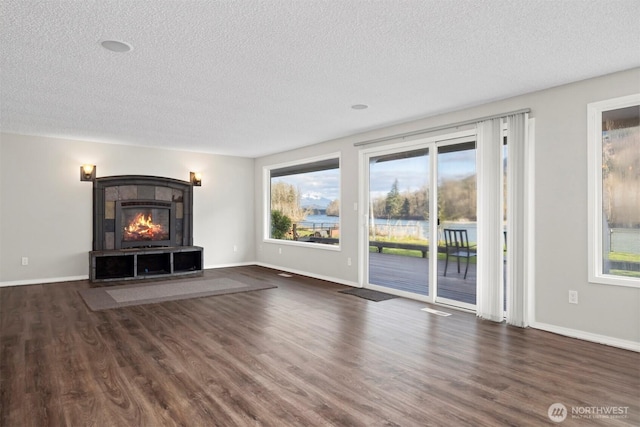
[353,108,531,147]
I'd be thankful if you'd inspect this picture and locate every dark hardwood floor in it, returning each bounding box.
[1,266,638,426]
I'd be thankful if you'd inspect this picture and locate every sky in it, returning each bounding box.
[273,149,477,204]
[273,168,340,201]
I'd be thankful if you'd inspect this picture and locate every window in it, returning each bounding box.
[588,94,640,287]
[265,154,340,248]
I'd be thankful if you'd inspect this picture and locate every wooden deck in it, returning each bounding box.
[369,252,478,304]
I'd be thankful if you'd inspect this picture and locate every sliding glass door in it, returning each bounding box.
[435,141,477,309]
[363,133,478,310]
[362,115,528,320]
[367,148,430,297]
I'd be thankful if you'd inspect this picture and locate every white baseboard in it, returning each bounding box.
[255,262,359,288]
[0,275,89,288]
[530,321,640,353]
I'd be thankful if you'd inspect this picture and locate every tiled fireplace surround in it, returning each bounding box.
[90,176,202,282]
[93,175,194,251]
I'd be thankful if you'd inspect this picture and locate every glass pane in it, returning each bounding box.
[270,161,340,244]
[437,142,477,305]
[122,208,170,242]
[503,137,508,310]
[601,105,640,278]
[368,149,430,295]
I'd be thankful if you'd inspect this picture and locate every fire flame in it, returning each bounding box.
[123,213,167,241]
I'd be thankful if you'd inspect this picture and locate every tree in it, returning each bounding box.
[271,210,292,239]
[438,175,477,221]
[270,181,308,222]
[401,198,410,218]
[371,184,428,220]
[602,124,640,227]
[385,179,402,218]
[410,185,429,220]
[326,199,340,216]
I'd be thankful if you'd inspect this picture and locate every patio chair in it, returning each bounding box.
[443,229,476,279]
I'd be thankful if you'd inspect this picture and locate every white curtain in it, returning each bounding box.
[506,113,529,327]
[476,113,529,326]
[476,118,504,322]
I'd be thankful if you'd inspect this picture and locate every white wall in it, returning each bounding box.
[1,69,638,348]
[0,134,255,285]
[255,68,640,347]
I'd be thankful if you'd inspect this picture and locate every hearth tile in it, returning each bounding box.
[105,186,118,201]
[105,232,114,250]
[105,201,115,219]
[138,185,155,200]
[176,202,184,219]
[118,185,137,200]
[104,219,115,232]
[172,189,184,202]
[155,186,172,201]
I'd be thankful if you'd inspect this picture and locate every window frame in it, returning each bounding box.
[587,93,640,288]
[263,152,341,251]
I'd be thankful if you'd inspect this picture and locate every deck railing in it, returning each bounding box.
[609,228,640,254]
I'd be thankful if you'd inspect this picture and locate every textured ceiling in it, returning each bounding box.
[1,1,639,157]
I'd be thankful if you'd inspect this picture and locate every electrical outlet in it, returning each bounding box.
[233,245,238,252]
[347,257,352,266]
[278,247,282,255]
[568,290,578,304]
[21,257,28,266]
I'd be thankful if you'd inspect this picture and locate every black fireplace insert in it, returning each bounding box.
[115,200,176,249]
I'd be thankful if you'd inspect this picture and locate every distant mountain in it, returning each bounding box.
[301,192,333,209]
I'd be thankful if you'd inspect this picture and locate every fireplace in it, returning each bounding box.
[115,200,176,249]
[90,175,202,282]
[92,175,194,251]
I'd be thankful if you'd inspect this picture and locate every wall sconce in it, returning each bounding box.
[80,164,96,181]
[190,172,202,186]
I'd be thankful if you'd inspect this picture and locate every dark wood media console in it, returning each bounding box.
[90,246,203,282]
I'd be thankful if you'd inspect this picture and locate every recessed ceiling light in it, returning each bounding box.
[351,104,368,110]
[100,40,132,53]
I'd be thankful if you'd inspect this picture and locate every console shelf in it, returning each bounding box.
[90,246,203,282]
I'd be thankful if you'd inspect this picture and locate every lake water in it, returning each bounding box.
[300,215,478,242]
[301,215,639,253]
